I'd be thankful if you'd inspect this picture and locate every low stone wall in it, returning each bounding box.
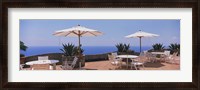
[85,53,109,62]
[25,53,109,65]
[25,53,63,65]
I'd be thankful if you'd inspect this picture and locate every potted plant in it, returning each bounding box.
[60,43,85,68]
[20,41,28,64]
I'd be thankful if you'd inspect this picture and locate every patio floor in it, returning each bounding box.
[23,60,180,70]
[50,60,179,70]
[82,60,180,70]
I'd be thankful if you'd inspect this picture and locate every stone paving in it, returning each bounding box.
[23,60,180,70]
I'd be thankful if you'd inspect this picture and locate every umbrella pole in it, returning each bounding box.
[78,31,81,52]
[78,35,81,49]
[139,37,142,53]
[78,32,81,69]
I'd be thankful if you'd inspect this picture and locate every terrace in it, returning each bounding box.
[19,20,181,71]
[21,53,180,70]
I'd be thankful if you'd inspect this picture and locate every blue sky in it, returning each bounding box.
[20,20,180,47]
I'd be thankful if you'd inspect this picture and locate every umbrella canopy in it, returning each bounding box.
[53,25,103,50]
[53,25,103,37]
[125,30,159,52]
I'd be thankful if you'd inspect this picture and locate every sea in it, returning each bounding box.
[21,46,152,56]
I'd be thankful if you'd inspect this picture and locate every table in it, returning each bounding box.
[116,55,138,69]
[26,60,59,70]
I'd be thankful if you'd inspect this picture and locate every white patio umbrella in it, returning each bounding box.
[53,25,103,69]
[125,30,159,52]
[53,25,103,51]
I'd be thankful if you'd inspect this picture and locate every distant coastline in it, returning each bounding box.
[20,46,152,56]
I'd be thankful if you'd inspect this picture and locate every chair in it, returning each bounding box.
[144,52,156,63]
[143,50,148,55]
[111,52,119,59]
[131,55,148,70]
[164,51,170,56]
[31,64,50,70]
[158,51,170,62]
[165,52,178,64]
[20,64,25,70]
[38,56,49,61]
[62,57,78,70]
[163,51,170,62]
[108,54,122,66]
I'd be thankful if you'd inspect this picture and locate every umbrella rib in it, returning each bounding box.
[53,32,63,35]
[64,32,72,36]
[80,31,88,35]
[88,32,98,36]
[71,31,79,35]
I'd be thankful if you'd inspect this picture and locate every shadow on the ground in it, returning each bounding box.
[108,62,166,70]
[83,68,98,70]
[144,62,165,68]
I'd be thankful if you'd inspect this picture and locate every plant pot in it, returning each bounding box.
[80,55,85,67]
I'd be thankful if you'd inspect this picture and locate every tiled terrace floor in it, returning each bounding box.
[82,60,180,70]
[23,60,180,70]
[49,60,179,70]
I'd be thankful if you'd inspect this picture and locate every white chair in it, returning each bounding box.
[147,52,158,63]
[20,64,25,70]
[143,52,155,63]
[132,52,144,62]
[131,55,147,70]
[166,52,178,64]
[111,52,119,59]
[158,51,170,62]
[62,57,78,70]
[38,56,49,61]
[143,51,148,55]
[163,51,170,62]
[108,54,122,66]
[164,51,170,56]
[131,52,149,70]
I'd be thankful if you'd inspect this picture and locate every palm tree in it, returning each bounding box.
[20,41,28,57]
[20,41,28,65]
[60,43,84,56]
[152,43,165,51]
[115,43,134,54]
[169,43,180,54]
[20,41,28,51]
